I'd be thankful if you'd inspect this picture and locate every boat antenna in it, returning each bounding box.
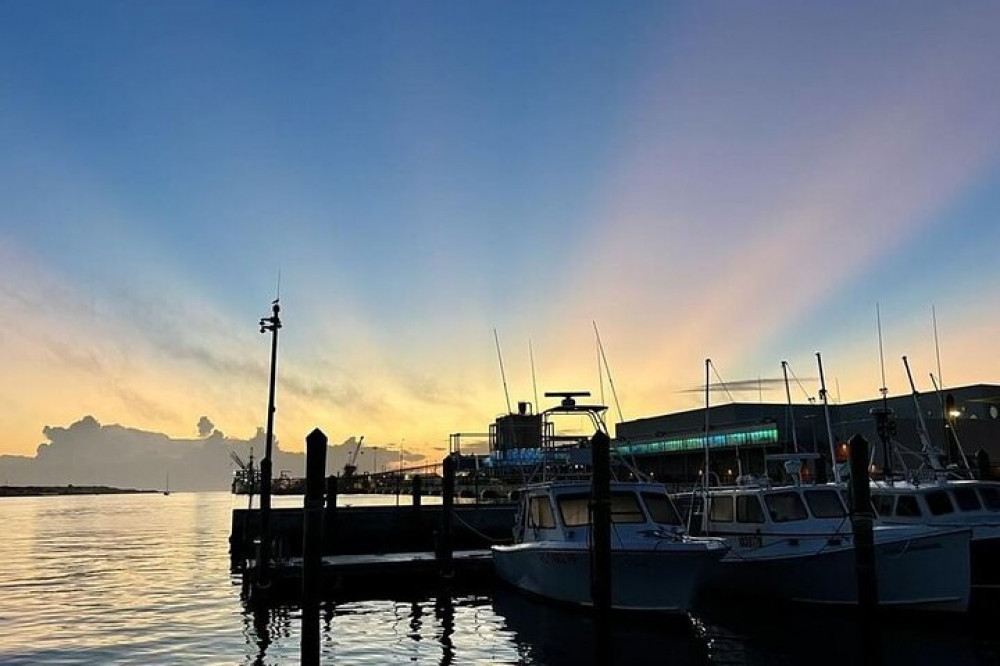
[903,355,943,471]
[816,352,841,484]
[876,303,892,480]
[493,328,512,414]
[781,360,799,453]
[932,305,944,390]
[528,338,540,412]
[597,335,605,406]
[593,321,625,424]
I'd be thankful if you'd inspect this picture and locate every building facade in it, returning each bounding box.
[612,384,1000,485]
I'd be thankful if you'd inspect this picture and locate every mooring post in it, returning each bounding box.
[439,453,456,577]
[848,433,878,610]
[590,430,612,620]
[324,475,338,549]
[301,428,327,666]
[412,474,422,512]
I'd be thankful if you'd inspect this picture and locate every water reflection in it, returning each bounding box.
[433,594,455,666]
[695,599,999,666]
[492,586,709,666]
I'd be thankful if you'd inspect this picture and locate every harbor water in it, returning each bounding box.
[1,491,998,665]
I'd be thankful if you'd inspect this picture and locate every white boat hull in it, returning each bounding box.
[492,540,725,612]
[701,527,971,612]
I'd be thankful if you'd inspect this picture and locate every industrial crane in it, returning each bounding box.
[343,435,365,478]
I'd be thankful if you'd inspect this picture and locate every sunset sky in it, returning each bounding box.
[2,2,999,464]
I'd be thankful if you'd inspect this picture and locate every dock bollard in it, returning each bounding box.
[439,454,455,577]
[301,428,327,666]
[848,433,878,610]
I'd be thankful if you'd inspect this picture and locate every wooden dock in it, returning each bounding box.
[244,549,495,601]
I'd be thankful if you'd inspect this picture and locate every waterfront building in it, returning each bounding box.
[613,384,1000,486]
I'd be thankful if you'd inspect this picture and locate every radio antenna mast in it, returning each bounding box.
[529,339,540,412]
[593,321,624,423]
[494,329,512,414]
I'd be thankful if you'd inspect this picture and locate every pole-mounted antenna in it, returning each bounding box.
[528,339,540,413]
[932,305,944,390]
[593,321,625,424]
[256,296,282,589]
[494,329,512,414]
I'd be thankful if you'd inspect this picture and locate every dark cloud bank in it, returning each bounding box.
[0,416,408,491]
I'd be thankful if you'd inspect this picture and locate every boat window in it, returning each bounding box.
[978,486,1000,511]
[925,490,955,516]
[558,495,591,527]
[872,494,894,517]
[556,492,648,526]
[894,495,922,517]
[610,492,647,524]
[952,488,982,512]
[528,495,556,529]
[804,489,847,518]
[642,492,682,525]
[764,491,808,522]
[709,496,735,522]
[736,495,765,523]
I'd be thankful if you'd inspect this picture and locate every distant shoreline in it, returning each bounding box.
[0,485,159,497]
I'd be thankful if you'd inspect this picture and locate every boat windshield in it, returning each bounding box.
[528,495,556,528]
[804,489,846,518]
[764,491,808,522]
[895,494,922,517]
[926,490,955,516]
[952,487,982,512]
[979,486,1000,511]
[642,492,682,525]
[557,492,648,526]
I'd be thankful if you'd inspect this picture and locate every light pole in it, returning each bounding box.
[257,298,281,588]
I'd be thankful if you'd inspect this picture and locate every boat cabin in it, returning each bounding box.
[515,481,686,545]
[871,480,1000,524]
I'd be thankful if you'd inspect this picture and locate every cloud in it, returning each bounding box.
[197,416,215,438]
[0,415,426,489]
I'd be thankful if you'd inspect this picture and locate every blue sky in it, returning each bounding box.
[2,2,999,460]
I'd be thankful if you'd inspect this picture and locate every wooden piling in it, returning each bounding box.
[301,428,327,666]
[412,475,422,512]
[848,433,878,610]
[439,454,455,577]
[590,430,612,620]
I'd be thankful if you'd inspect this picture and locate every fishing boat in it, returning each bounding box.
[870,477,1000,589]
[491,392,729,612]
[677,455,972,612]
[863,355,1000,589]
[493,479,730,612]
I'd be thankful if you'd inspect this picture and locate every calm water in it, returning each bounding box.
[1,492,998,665]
